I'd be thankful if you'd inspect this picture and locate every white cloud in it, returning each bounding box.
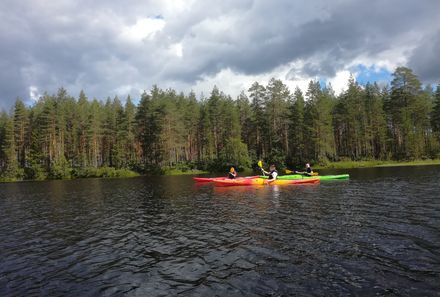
[113,84,138,97]
[160,0,196,15]
[328,70,352,94]
[349,46,412,74]
[169,43,183,58]
[191,62,328,99]
[29,86,40,102]
[192,68,257,98]
[120,17,166,43]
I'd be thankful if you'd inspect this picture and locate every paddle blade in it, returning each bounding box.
[285,169,293,174]
[257,160,265,176]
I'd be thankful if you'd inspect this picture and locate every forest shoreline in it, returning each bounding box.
[2,159,439,183]
[2,66,440,183]
[0,168,208,183]
[314,159,440,170]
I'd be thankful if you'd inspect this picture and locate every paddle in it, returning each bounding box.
[294,170,319,176]
[285,168,318,175]
[257,160,265,176]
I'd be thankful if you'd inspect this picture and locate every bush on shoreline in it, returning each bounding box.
[0,166,140,182]
[314,159,440,169]
[2,159,440,183]
[72,167,140,178]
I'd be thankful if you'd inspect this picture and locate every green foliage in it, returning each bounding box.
[219,137,251,170]
[248,81,267,159]
[432,85,440,136]
[265,148,286,170]
[0,67,439,182]
[315,159,440,169]
[162,165,207,175]
[288,87,306,165]
[388,67,430,159]
[332,78,388,161]
[0,113,24,181]
[25,159,47,180]
[49,156,72,179]
[304,80,335,163]
[72,167,139,178]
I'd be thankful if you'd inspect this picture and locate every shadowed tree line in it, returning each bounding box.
[1,66,440,181]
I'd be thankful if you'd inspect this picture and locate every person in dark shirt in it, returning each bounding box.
[296,163,313,176]
[305,163,313,176]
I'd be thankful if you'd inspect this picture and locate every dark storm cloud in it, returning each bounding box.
[167,0,440,80]
[0,1,109,109]
[0,0,166,110]
[408,30,440,84]
[0,0,440,110]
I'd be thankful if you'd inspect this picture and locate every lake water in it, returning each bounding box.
[1,166,439,296]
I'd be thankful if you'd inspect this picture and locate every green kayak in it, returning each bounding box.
[260,174,349,180]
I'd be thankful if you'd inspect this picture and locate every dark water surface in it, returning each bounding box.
[1,166,440,296]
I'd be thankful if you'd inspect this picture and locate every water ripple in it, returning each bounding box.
[1,168,440,296]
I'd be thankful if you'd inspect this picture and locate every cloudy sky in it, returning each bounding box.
[1,0,440,110]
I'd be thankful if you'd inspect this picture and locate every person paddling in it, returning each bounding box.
[305,163,313,176]
[228,167,237,179]
[262,164,278,183]
[296,163,313,176]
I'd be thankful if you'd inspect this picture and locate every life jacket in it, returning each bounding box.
[228,167,237,179]
[269,169,278,179]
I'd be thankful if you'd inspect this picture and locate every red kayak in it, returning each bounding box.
[193,176,259,183]
[213,177,320,187]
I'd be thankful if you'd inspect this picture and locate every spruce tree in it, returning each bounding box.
[431,85,440,154]
[13,98,29,167]
[390,67,427,159]
[289,87,305,165]
[248,82,266,159]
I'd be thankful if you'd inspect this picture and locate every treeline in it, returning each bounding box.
[1,66,440,181]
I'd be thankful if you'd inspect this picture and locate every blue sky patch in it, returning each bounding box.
[354,65,392,85]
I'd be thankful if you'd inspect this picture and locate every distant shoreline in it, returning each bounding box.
[163,169,209,175]
[2,160,439,183]
[0,168,208,183]
[314,159,440,170]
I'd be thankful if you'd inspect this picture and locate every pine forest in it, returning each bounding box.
[1,66,440,181]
